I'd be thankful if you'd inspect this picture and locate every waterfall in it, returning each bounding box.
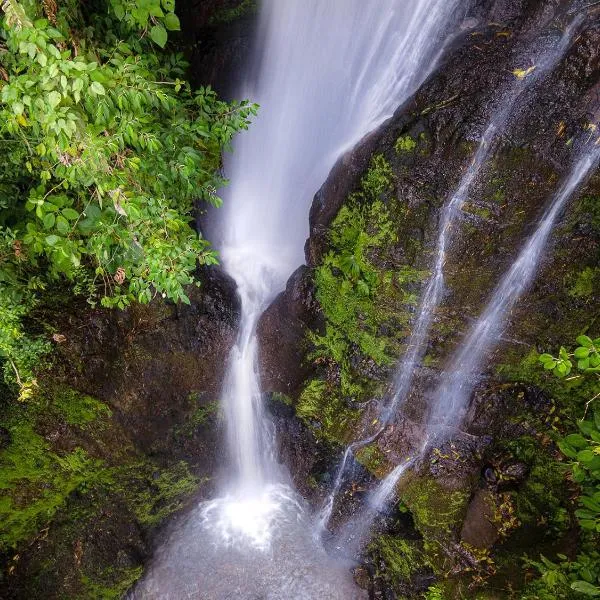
[380,12,585,425]
[426,142,600,437]
[330,140,599,558]
[131,1,465,598]
[318,15,584,534]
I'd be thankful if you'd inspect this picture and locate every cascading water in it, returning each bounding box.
[380,12,585,426]
[426,141,600,437]
[132,1,466,598]
[318,15,584,534]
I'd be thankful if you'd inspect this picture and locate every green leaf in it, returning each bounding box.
[577,335,594,348]
[575,347,590,359]
[578,449,596,464]
[48,91,61,109]
[578,358,591,370]
[43,213,56,229]
[62,208,79,221]
[580,496,600,513]
[164,12,180,30]
[45,235,59,246]
[90,82,106,96]
[570,581,600,596]
[564,434,589,449]
[539,353,555,364]
[558,441,578,459]
[56,216,69,234]
[113,3,125,20]
[150,24,168,48]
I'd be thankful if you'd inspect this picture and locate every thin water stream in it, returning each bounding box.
[318,15,585,534]
[426,142,600,436]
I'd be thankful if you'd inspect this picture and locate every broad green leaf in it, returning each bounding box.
[570,581,600,596]
[43,213,55,229]
[62,208,79,221]
[575,347,590,359]
[578,449,596,464]
[564,434,588,449]
[48,91,61,108]
[577,335,594,348]
[90,81,106,96]
[164,12,180,30]
[150,24,168,48]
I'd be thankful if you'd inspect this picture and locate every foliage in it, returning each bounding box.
[209,0,257,26]
[523,553,600,599]
[539,335,600,378]
[0,0,257,393]
[524,336,600,598]
[395,134,417,154]
[310,155,398,394]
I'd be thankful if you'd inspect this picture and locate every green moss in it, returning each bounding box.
[355,443,390,477]
[568,267,599,298]
[110,460,199,527]
[424,585,447,600]
[208,0,257,25]
[395,134,417,154]
[272,392,292,406]
[402,477,469,537]
[50,387,112,426]
[0,409,109,550]
[299,153,433,443]
[372,535,431,585]
[175,398,219,438]
[296,379,357,444]
[309,158,399,389]
[463,203,492,220]
[80,566,143,600]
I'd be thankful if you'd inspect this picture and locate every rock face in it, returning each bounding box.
[257,266,322,397]
[179,0,257,97]
[0,267,240,599]
[257,0,600,595]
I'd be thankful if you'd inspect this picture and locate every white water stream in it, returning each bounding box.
[427,143,600,436]
[318,15,585,532]
[132,1,465,597]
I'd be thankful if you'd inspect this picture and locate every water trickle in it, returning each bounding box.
[427,143,600,437]
[380,13,585,426]
[320,15,585,540]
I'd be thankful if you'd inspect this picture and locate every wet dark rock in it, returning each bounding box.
[179,0,258,97]
[0,426,11,450]
[460,489,501,550]
[257,266,323,398]
[1,265,240,599]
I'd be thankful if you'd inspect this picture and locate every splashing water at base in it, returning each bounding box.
[131,485,365,600]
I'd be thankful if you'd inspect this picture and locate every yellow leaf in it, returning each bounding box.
[512,66,536,79]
